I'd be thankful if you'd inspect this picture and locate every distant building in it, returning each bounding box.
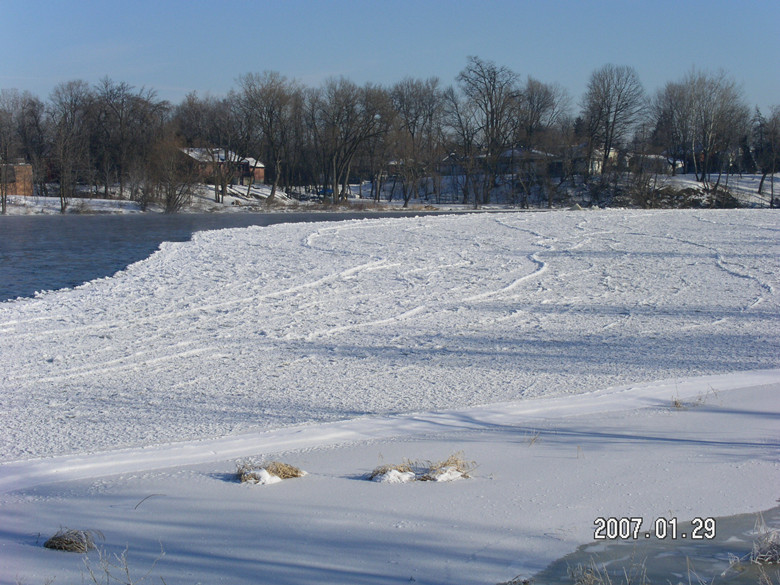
[1,163,34,196]
[181,148,265,184]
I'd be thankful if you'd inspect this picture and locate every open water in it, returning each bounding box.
[529,507,780,585]
[0,211,438,302]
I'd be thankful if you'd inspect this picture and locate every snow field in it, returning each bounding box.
[1,373,778,584]
[0,208,778,584]
[1,209,777,462]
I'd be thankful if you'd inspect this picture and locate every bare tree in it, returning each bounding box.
[0,90,21,213]
[515,77,570,148]
[390,77,444,206]
[92,78,168,199]
[456,56,520,204]
[15,92,49,197]
[172,92,241,203]
[48,80,93,212]
[174,91,210,147]
[691,72,749,203]
[238,71,303,202]
[652,80,695,174]
[307,78,390,203]
[149,134,197,213]
[753,106,780,206]
[581,64,645,179]
[509,78,572,207]
[443,85,482,206]
[653,69,749,200]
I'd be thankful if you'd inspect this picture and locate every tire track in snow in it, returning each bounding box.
[0,258,400,342]
[461,252,547,303]
[457,217,551,304]
[3,211,778,462]
[2,256,406,387]
[298,305,429,341]
[658,232,776,311]
[6,345,216,386]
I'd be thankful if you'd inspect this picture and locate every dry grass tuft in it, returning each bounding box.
[526,429,542,446]
[751,516,780,565]
[418,451,477,481]
[236,461,260,483]
[43,528,103,553]
[725,514,780,580]
[236,460,305,483]
[366,451,476,482]
[263,461,306,480]
[568,558,648,585]
[671,386,720,411]
[366,461,414,481]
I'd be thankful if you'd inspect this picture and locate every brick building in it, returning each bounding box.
[1,163,34,196]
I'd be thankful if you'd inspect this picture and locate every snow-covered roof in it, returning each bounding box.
[182,148,264,167]
[499,148,555,159]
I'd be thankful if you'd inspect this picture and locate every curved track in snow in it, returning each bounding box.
[1,209,778,461]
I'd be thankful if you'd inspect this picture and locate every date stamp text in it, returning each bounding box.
[593,517,716,540]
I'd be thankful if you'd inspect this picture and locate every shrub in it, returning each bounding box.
[367,451,476,483]
[236,460,306,484]
[366,461,415,481]
[263,461,306,480]
[43,528,102,553]
[418,452,476,481]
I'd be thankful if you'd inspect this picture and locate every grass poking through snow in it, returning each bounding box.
[368,451,476,483]
[236,460,306,484]
[43,528,103,553]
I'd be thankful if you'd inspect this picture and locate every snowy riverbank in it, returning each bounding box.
[1,209,778,584]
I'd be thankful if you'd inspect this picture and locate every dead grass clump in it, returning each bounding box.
[43,528,103,553]
[236,460,305,483]
[568,558,648,585]
[367,452,476,482]
[236,461,260,483]
[672,387,720,411]
[526,429,542,446]
[751,521,780,565]
[366,461,415,481]
[263,461,306,480]
[418,451,477,481]
[725,515,780,579]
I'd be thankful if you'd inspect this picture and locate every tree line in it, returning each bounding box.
[1,57,778,213]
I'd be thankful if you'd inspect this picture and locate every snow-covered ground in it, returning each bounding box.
[1,209,778,584]
[3,183,292,215]
[663,173,778,208]
[5,173,778,216]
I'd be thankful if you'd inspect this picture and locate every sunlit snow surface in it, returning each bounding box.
[0,209,778,461]
[1,209,779,585]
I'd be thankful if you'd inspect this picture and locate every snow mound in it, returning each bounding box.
[421,466,467,482]
[371,469,417,484]
[243,468,283,485]
[237,461,307,485]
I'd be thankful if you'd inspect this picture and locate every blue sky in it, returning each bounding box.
[1,0,777,113]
